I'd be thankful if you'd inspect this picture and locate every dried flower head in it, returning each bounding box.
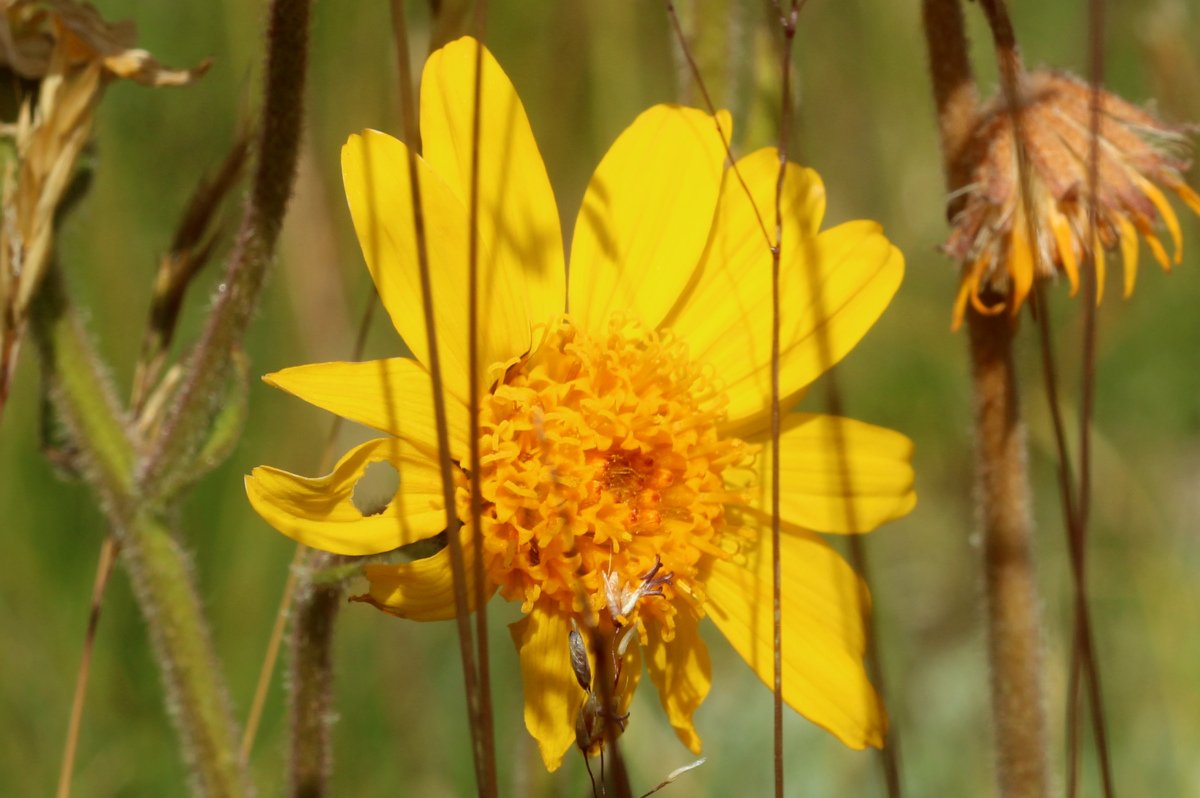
[0,0,208,401]
[946,70,1199,329]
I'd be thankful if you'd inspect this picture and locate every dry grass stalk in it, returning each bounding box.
[0,0,208,410]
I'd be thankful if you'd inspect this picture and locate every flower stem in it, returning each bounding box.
[922,7,1049,795]
[288,552,345,798]
[123,511,254,798]
[140,0,311,499]
[31,267,136,511]
[966,310,1049,798]
[32,258,254,798]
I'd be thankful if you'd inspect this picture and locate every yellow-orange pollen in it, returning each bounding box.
[460,317,753,638]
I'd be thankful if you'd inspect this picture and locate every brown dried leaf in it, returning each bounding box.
[1,0,209,85]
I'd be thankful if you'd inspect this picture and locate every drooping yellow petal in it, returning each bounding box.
[421,37,566,324]
[341,130,532,400]
[1049,207,1080,296]
[704,529,886,749]
[245,438,447,555]
[1133,174,1183,265]
[644,604,712,753]
[951,270,973,332]
[669,149,901,432]
[1174,181,1200,216]
[730,413,916,534]
[567,105,729,336]
[357,528,491,619]
[1009,202,1035,317]
[1093,229,1106,305]
[264,358,470,460]
[510,608,578,771]
[1117,214,1139,299]
[1134,219,1171,272]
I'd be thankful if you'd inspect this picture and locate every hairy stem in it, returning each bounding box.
[921,0,978,197]
[31,268,137,511]
[967,310,1049,798]
[140,0,311,498]
[122,511,254,797]
[288,552,344,798]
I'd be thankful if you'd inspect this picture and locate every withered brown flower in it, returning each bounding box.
[0,0,207,403]
[946,70,1199,329]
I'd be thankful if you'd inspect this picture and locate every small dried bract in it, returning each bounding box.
[946,70,1199,329]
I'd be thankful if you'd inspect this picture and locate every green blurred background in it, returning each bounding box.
[2,0,1198,795]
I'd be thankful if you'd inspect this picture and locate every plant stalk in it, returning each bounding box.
[123,511,254,797]
[966,309,1049,798]
[287,552,344,798]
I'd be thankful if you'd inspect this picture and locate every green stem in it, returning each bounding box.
[31,268,136,510]
[32,269,253,796]
[122,511,253,798]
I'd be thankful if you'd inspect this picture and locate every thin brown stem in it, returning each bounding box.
[769,3,803,795]
[664,1,773,249]
[388,4,486,793]
[464,16,498,797]
[241,546,303,762]
[55,537,119,798]
[1072,0,1115,792]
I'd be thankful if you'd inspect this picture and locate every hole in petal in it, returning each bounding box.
[352,460,400,517]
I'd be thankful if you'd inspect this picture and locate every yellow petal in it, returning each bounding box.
[670,149,900,431]
[1134,174,1183,265]
[1049,207,1079,296]
[1009,203,1035,317]
[950,269,972,332]
[341,130,532,399]
[357,527,492,619]
[1174,181,1200,216]
[264,358,470,460]
[510,608,578,771]
[245,438,447,555]
[421,37,565,325]
[704,529,886,749]
[1117,214,1139,299]
[1093,229,1106,305]
[644,604,712,753]
[1135,220,1171,272]
[567,105,729,336]
[731,413,916,534]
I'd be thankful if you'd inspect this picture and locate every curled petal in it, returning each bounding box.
[245,438,448,555]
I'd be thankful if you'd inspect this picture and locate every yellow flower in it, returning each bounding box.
[947,70,1199,329]
[245,37,915,771]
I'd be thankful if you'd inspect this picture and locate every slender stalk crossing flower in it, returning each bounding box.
[946,70,1199,329]
[245,37,915,771]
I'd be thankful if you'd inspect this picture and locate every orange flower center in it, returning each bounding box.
[463,317,754,636]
